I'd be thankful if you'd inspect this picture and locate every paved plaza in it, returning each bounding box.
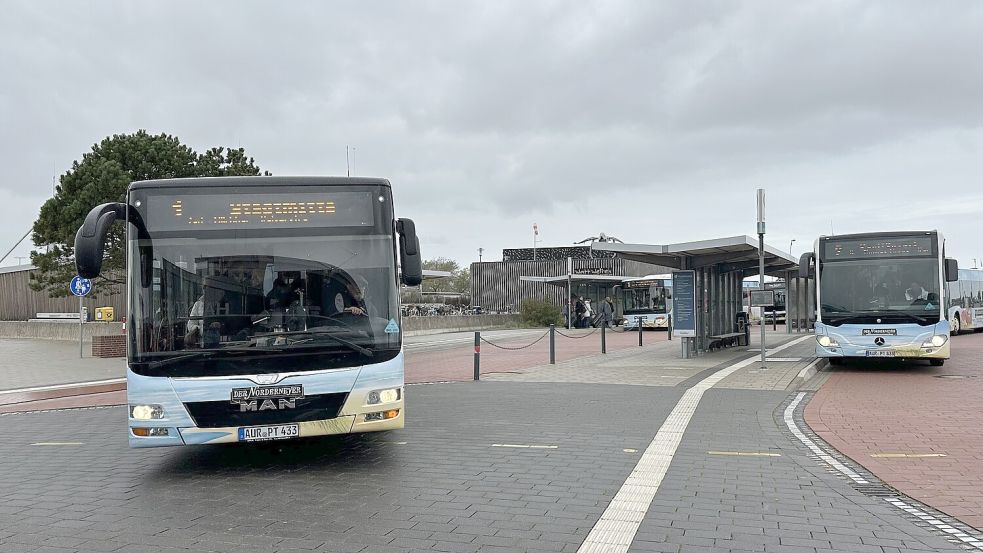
[0,329,981,552]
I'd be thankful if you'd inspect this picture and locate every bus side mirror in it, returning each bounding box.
[75,202,153,287]
[397,218,423,286]
[945,258,959,282]
[75,203,127,279]
[798,252,814,279]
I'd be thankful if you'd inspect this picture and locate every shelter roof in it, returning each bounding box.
[592,235,797,276]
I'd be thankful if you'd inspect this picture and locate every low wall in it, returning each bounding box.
[402,314,520,336]
[92,335,126,358]
[0,321,125,341]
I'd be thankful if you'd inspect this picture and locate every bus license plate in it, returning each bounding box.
[865,350,896,357]
[238,424,299,442]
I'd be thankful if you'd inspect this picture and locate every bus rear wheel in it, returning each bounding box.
[950,313,961,335]
[930,359,945,367]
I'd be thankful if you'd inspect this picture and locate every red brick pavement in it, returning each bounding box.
[805,331,983,530]
[0,328,665,412]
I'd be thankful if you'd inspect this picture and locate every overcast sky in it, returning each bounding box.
[2,1,982,270]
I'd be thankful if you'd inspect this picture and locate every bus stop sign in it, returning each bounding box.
[70,276,92,297]
[750,289,774,307]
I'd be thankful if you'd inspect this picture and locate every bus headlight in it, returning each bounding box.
[367,388,401,405]
[817,336,838,348]
[921,335,948,348]
[129,404,165,420]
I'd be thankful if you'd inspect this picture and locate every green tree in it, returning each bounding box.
[421,257,460,293]
[30,130,269,297]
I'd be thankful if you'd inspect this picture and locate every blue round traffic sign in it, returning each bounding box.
[70,276,92,297]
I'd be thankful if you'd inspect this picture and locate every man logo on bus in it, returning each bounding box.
[239,398,297,412]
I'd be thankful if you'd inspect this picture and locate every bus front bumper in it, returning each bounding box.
[126,352,406,448]
[814,324,951,360]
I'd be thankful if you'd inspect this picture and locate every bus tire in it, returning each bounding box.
[950,313,961,335]
[930,359,944,367]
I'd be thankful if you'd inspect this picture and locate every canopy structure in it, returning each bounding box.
[592,235,801,356]
[592,235,797,277]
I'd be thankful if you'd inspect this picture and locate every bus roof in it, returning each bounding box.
[129,176,392,191]
[622,274,672,282]
[958,268,983,281]
[819,230,937,240]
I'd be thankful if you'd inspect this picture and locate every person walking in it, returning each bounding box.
[574,296,586,329]
[600,296,614,328]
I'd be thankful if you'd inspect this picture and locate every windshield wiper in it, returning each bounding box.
[826,311,930,326]
[253,328,374,357]
[878,312,929,325]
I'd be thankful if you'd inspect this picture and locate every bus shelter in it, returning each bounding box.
[593,236,798,356]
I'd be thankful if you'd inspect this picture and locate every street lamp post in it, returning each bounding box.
[789,239,796,256]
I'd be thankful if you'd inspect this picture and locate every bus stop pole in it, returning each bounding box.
[79,295,84,359]
[757,189,766,367]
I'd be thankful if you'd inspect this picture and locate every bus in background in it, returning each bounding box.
[762,281,787,326]
[947,268,983,334]
[799,231,958,366]
[620,275,672,330]
[75,177,422,447]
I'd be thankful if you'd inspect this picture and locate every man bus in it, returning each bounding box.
[620,275,672,330]
[75,177,422,447]
[947,268,983,334]
[799,231,958,366]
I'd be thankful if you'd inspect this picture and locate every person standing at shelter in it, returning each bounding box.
[599,296,614,328]
[575,296,586,328]
[584,299,593,328]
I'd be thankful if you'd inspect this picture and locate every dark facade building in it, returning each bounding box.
[471,246,668,313]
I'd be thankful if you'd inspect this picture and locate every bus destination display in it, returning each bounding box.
[146,192,375,231]
[823,236,934,260]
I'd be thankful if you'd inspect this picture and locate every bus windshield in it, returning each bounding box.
[126,187,400,377]
[622,282,671,314]
[819,258,941,325]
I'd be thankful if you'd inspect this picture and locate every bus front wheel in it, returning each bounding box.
[930,359,945,367]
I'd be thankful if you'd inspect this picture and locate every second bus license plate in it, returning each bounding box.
[865,350,896,357]
[238,424,299,442]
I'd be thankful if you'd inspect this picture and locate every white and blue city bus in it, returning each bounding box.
[947,268,983,334]
[799,231,958,366]
[74,177,422,447]
[620,275,672,330]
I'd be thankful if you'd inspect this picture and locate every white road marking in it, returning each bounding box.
[577,335,813,553]
[491,443,558,449]
[871,453,947,458]
[784,392,868,484]
[884,497,983,551]
[31,442,84,446]
[0,378,126,396]
[707,451,781,457]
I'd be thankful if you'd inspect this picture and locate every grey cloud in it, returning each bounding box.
[1,0,981,267]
